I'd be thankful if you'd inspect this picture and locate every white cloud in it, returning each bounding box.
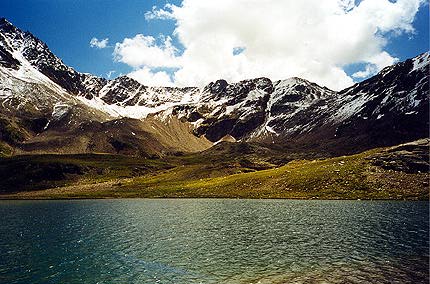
[113,34,179,68]
[352,65,377,79]
[115,0,424,89]
[145,4,175,20]
[128,67,174,87]
[90,37,109,49]
[353,51,398,78]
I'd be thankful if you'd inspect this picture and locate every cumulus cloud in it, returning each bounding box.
[128,67,174,87]
[115,0,424,89]
[353,51,398,78]
[90,37,109,49]
[113,34,179,68]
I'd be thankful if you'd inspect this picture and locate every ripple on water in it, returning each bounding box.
[0,199,428,284]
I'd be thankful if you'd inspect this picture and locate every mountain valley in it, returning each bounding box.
[0,18,428,199]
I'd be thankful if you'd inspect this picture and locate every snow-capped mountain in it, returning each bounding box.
[0,18,106,99]
[0,18,428,156]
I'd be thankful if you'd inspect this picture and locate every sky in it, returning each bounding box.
[1,0,429,90]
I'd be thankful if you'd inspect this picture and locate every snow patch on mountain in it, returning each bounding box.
[77,90,200,120]
[0,45,67,96]
[411,52,429,73]
[0,19,428,147]
[51,103,71,120]
[333,90,371,122]
[254,77,335,137]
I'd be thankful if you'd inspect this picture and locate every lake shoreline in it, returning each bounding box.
[0,195,427,201]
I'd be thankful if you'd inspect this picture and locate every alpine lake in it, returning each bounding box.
[0,199,428,283]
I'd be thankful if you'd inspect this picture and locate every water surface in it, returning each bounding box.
[0,199,428,283]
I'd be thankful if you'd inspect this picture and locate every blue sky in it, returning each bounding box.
[1,0,429,89]
[1,0,182,78]
[344,4,429,76]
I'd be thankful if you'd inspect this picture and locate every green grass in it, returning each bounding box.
[2,147,427,200]
[0,153,173,193]
[118,150,427,199]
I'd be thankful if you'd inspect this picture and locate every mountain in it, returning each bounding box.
[0,18,211,156]
[0,18,428,157]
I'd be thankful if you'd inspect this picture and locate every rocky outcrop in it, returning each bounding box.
[368,139,429,173]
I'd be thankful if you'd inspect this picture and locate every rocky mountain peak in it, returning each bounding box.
[206,79,228,94]
[0,18,19,37]
[0,18,13,29]
[0,18,428,156]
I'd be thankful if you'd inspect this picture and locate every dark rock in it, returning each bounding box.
[368,139,430,173]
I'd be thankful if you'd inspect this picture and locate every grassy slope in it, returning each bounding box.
[0,145,427,200]
[0,154,173,193]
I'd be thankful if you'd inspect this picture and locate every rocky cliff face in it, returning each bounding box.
[331,52,429,146]
[0,18,428,156]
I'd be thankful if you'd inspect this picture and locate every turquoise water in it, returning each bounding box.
[0,199,428,283]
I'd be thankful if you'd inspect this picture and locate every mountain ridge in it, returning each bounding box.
[0,18,428,157]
